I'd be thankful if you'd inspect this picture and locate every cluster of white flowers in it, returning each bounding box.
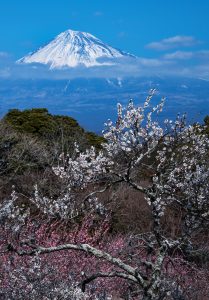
[31,185,79,220]
[6,265,104,300]
[53,144,113,189]
[50,91,209,232]
[52,285,98,300]
[103,90,165,160]
[151,123,209,221]
[0,189,29,231]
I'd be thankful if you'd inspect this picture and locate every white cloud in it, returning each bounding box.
[163,51,194,60]
[0,52,9,57]
[137,57,170,67]
[0,67,11,78]
[1,48,209,80]
[163,50,209,60]
[197,50,209,58]
[146,36,200,51]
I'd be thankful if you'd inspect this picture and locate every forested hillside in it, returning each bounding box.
[0,108,104,199]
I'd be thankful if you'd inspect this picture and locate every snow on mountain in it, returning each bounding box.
[18,29,134,68]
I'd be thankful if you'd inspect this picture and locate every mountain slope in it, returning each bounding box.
[1,76,209,132]
[18,29,134,68]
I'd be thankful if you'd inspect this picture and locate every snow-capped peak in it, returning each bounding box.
[18,29,134,68]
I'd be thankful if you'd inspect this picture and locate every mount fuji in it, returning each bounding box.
[5,30,209,132]
[18,29,134,68]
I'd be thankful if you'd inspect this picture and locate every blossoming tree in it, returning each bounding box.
[3,90,209,299]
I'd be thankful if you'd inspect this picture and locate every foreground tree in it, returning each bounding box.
[2,90,209,299]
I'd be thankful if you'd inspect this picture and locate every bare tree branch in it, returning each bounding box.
[81,271,138,292]
[16,242,146,287]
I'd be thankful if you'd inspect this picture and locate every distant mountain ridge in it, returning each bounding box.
[1,76,209,131]
[18,29,134,68]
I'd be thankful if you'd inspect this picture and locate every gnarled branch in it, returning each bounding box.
[81,271,138,292]
[15,242,146,288]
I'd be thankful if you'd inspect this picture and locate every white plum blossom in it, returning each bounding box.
[102,90,165,166]
[31,185,79,220]
[51,90,209,236]
[53,144,113,188]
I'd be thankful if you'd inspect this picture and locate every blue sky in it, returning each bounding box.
[1,0,209,79]
[1,0,209,57]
